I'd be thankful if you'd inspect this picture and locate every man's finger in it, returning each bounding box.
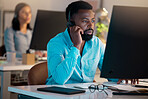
[131,79,133,84]
[134,79,136,84]
[137,79,139,84]
[93,80,96,82]
[126,79,128,84]
[117,79,122,84]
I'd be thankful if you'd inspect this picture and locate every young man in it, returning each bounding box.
[46,1,138,85]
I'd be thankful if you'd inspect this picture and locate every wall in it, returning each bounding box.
[103,0,148,18]
[0,0,78,28]
[0,0,2,45]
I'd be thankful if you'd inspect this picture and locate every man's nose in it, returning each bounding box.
[87,21,93,28]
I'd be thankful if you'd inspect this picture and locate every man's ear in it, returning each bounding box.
[67,18,75,27]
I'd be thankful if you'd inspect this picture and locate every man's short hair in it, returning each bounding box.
[66,1,93,21]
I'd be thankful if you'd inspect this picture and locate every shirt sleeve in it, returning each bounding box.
[4,28,15,52]
[47,42,80,85]
[98,41,105,70]
[4,28,22,57]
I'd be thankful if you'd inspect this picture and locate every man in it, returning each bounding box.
[46,1,138,85]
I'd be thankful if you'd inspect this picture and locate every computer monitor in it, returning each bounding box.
[30,10,67,50]
[100,6,148,79]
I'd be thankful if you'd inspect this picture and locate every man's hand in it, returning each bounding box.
[35,51,43,57]
[93,80,96,82]
[69,26,84,50]
[117,79,139,84]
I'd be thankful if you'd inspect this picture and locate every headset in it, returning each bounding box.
[66,10,75,27]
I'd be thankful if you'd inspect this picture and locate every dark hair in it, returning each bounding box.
[12,3,32,31]
[12,17,32,31]
[66,1,93,21]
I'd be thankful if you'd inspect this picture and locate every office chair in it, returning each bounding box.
[28,61,48,85]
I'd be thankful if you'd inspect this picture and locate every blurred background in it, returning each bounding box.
[0,0,148,98]
[0,0,148,46]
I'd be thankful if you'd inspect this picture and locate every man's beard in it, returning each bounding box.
[81,28,94,41]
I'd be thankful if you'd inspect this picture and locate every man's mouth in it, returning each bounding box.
[84,28,94,35]
[85,30,93,35]
[81,28,94,41]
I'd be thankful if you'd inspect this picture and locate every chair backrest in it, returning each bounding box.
[28,61,48,85]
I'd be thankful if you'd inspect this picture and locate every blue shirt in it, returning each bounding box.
[46,28,105,85]
[4,27,32,58]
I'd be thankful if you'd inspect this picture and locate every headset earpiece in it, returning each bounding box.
[67,21,75,27]
[67,10,75,27]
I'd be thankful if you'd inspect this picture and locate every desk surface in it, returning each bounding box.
[0,61,45,71]
[8,83,148,99]
[0,61,46,99]
[0,64,33,71]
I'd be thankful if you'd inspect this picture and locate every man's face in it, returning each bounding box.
[72,9,95,40]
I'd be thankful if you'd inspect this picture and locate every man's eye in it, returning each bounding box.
[92,20,95,23]
[82,20,88,23]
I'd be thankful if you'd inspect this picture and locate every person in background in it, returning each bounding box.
[4,3,47,58]
[46,1,139,85]
[4,3,32,58]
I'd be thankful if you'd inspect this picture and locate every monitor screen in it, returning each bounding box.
[30,10,67,50]
[100,6,148,79]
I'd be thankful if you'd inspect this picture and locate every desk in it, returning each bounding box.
[8,83,148,99]
[0,63,33,99]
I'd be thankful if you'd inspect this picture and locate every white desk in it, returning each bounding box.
[8,83,148,99]
[0,63,33,99]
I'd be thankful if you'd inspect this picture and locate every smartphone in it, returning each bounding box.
[67,21,75,27]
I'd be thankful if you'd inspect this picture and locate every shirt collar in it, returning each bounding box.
[16,29,31,35]
[63,28,74,49]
